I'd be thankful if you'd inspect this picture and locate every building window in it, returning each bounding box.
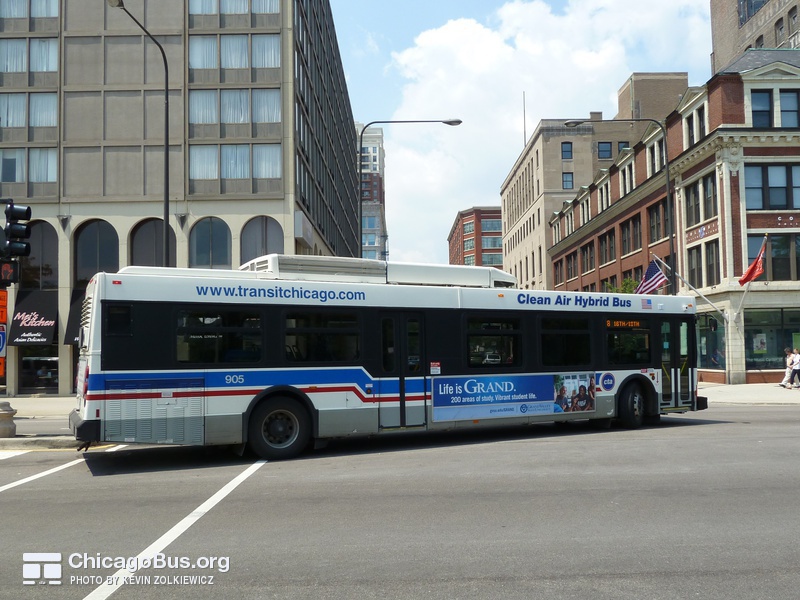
[566,252,578,280]
[581,243,594,273]
[687,246,702,288]
[706,240,720,286]
[744,308,800,370]
[686,113,695,146]
[482,253,503,266]
[240,217,283,264]
[20,221,58,290]
[648,204,663,244]
[0,148,25,182]
[0,93,26,127]
[598,141,612,159]
[744,233,800,282]
[698,106,706,138]
[253,34,280,68]
[562,172,573,189]
[776,17,786,44]
[554,260,564,285]
[130,218,176,267]
[29,148,56,182]
[791,6,798,35]
[745,164,800,210]
[189,0,218,14]
[189,36,218,69]
[221,35,248,69]
[561,142,572,160]
[685,181,701,227]
[75,220,119,287]
[190,146,219,180]
[190,217,231,269]
[752,90,773,127]
[481,218,502,231]
[254,144,281,178]
[618,141,630,152]
[599,231,616,264]
[464,238,474,251]
[463,221,474,235]
[620,216,641,256]
[482,236,502,249]
[703,173,718,219]
[29,38,57,72]
[0,39,27,72]
[29,93,56,127]
[221,145,250,179]
[780,90,800,127]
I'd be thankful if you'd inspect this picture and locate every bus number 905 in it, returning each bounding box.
[225,375,245,384]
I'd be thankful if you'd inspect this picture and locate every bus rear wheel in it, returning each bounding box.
[617,383,644,429]
[248,398,310,460]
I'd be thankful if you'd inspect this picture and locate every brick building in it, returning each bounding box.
[549,50,800,384]
[448,207,503,267]
[711,0,800,72]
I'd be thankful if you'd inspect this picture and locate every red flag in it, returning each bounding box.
[739,237,766,286]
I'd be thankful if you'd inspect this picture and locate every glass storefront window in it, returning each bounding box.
[698,314,726,369]
[744,308,797,369]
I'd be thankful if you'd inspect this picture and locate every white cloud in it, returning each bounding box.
[381,0,710,264]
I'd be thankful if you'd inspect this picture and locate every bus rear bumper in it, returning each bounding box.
[696,395,709,411]
[69,409,101,442]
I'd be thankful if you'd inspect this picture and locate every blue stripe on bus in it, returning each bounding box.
[87,368,429,396]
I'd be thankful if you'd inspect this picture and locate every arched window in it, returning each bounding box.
[20,220,58,290]
[130,218,177,266]
[240,215,283,264]
[189,217,231,269]
[74,220,119,287]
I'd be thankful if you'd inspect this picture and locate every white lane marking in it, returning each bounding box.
[0,450,28,460]
[0,458,84,493]
[83,460,267,600]
[105,445,128,452]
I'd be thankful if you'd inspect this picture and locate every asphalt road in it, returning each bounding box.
[2,406,799,600]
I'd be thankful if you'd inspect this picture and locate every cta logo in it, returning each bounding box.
[600,373,615,391]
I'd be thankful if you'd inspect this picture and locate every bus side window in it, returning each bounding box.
[382,318,395,372]
[105,304,133,337]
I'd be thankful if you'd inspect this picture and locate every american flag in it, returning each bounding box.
[634,260,668,294]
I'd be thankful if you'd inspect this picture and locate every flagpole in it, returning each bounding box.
[733,234,768,324]
[650,254,729,323]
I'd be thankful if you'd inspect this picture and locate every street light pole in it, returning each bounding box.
[357,119,462,257]
[107,0,170,267]
[565,117,676,294]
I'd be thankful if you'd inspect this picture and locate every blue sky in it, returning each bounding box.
[329,0,712,264]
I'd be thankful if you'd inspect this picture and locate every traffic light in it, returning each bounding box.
[3,200,31,258]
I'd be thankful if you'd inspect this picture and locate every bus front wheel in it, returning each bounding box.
[617,383,644,429]
[248,398,311,460]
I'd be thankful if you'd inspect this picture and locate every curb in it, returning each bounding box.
[0,435,80,451]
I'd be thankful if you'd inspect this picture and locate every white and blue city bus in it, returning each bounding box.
[69,254,707,459]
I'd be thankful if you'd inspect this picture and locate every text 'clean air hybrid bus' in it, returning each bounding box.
[70,254,707,459]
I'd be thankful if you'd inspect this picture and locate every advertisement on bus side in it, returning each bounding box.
[432,372,597,422]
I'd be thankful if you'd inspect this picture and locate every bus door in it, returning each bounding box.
[378,312,426,428]
[659,316,697,411]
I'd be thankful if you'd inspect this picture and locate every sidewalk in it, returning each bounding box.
[0,383,796,451]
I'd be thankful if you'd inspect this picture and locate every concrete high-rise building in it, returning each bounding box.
[0,0,356,395]
[711,0,800,72]
[447,206,502,267]
[356,122,388,260]
[501,73,688,290]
